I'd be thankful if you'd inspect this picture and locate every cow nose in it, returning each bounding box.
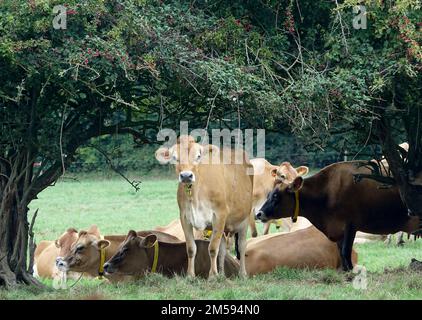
[255,211,263,220]
[103,262,113,274]
[179,171,195,183]
[55,257,62,266]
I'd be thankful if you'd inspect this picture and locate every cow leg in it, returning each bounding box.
[340,224,357,271]
[180,214,197,277]
[249,209,258,237]
[397,231,405,246]
[217,234,227,275]
[237,220,248,277]
[263,222,270,235]
[209,214,226,278]
[385,234,392,245]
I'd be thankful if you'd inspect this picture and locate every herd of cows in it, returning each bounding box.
[33,137,421,284]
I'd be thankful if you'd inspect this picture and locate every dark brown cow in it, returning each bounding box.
[103,230,240,278]
[256,161,421,271]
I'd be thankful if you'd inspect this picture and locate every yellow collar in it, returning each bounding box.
[98,248,106,278]
[203,230,212,239]
[184,184,193,198]
[292,191,300,223]
[98,235,105,279]
[151,241,159,273]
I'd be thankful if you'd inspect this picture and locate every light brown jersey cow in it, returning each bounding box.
[248,159,309,237]
[155,135,253,277]
[58,225,182,282]
[33,228,79,279]
[103,231,240,278]
[246,226,358,275]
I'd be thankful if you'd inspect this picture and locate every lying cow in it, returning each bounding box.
[246,217,313,247]
[33,228,79,279]
[155,135,253,277]
[154,219,207,241]
[257,160,421,271]
[58,225,181,282]
[246,226,358,275]
[103,230,240,278]
[249,159,309,237]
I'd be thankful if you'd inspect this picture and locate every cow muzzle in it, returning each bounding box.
[179,171,195,184]
[255,211,268,222]
[56,258,69,272]
[103,262,115,274]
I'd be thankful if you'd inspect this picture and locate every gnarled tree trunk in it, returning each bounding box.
[0,151,49,288]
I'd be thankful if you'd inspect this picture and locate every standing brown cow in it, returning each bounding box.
[155,135,253,277]
[256,161,421,271]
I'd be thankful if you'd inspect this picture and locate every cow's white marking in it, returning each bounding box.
[185,199,213,231]
[179,171,196,183]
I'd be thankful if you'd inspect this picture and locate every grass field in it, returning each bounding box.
[1,176,422,300]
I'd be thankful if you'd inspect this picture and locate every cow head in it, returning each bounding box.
[256,176,305,222]
[103,230,157,277]
[271,162,309,184]
[57,225,110,274]
[54,228,79,267]
[155,135,219,185]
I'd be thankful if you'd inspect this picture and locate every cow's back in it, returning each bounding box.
[321,161,409,233]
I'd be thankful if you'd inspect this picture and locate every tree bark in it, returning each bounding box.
[377,119,422,217]
[0,152,43,288]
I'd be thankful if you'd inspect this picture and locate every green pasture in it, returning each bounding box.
[1,176,421,300]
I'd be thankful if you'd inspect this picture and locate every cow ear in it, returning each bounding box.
[288,176,304,193]
[55,239,60,248]
[201,144,219,162]
[295,166,309,177]
[97,240,110,250]
[140,234,157,248]
[155,147,171,164]
[126,230,138,240]
[270,168,277,177]
[87,225,101,238]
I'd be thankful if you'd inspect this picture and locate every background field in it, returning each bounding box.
[1,176,422,300]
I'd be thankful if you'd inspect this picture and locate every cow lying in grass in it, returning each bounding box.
[245,226,358,275]
[33,228,80,279]
[103,230,240,279]
[154,219,207,241]
[58,225,181,282]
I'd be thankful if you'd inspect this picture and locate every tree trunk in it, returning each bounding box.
[378,119,422,218]
[0,152,43,288]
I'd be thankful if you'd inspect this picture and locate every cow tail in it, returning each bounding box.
[234,233,240,260]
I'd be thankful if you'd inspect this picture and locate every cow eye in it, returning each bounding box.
[272,193,278,200]
[75,245,84,253]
